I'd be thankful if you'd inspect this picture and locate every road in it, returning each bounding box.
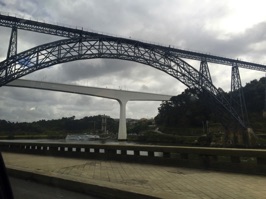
[10,177,101,199]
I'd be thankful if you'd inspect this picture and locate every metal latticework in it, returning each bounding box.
[0,13,262,132]
[5,27,17,79]
[6,27,17,58]
[198,60,232,138]
[0,36,246,128]
[231,64,249,126]
[0,14,266,72]
[230,64,250,145]
[199,60,212,86]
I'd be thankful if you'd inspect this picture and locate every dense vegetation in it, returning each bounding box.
[0,115,119,139]
[154,77,266,136]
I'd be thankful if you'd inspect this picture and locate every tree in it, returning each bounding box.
[155,88,211,128]
[155,77,266,135]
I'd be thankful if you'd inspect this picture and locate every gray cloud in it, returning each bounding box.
[0,0,265,122]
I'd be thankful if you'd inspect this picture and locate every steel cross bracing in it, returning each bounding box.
[231,64,249,126]
[1,14,266,72]
[199,60,212,86]
[0,36,246,128]
[5,27,17,79]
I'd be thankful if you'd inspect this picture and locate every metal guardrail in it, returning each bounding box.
[1,141,266,174]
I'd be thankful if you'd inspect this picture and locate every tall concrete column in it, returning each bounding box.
[117,99,128,141]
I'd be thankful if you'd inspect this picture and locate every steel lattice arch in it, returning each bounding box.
[1,13,266,142]
[0,36,245,128]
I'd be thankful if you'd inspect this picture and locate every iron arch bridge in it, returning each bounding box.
[0,35,244,127]
[1,14,266,137]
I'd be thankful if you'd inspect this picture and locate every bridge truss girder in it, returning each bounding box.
[0,35,246,130]
[1,14,266,72]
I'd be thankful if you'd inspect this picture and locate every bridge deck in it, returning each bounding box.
[2,152,266,199]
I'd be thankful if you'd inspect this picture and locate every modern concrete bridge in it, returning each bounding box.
[6,79,172,140]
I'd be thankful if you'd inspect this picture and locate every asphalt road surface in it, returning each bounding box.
[9,177,101,199]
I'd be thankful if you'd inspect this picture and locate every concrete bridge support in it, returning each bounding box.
[117,99,128,141]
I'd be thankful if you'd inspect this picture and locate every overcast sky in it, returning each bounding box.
[0,0,266,122]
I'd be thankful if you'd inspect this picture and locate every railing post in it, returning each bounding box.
[121,150,127,156]
[163,152,171,158]
[94,148,99,154]
[106,149,117,156]
[134,150,140,156]
[148,151,154,157]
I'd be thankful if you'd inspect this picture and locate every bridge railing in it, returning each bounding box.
[1,141,266,174]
